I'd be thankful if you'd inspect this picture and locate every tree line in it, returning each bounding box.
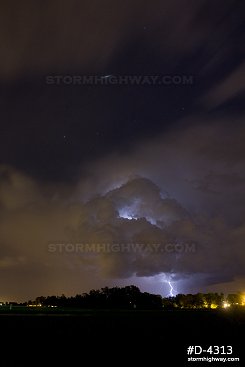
[25,286,245,310]
[28,285,162,309]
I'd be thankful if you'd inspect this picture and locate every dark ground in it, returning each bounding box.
[0,308,244,366]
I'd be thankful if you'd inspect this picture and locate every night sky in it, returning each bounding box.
[0,0,245,301]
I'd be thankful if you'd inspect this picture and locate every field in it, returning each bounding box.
[0,307,244,366]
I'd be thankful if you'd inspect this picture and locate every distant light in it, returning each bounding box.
[223,302,230,308]
[242,295,245,306]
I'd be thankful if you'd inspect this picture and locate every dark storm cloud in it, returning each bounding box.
[70,118,245,286]
[0,118,244,299]
[2,0,243,74]
[0,0,229,77]
[0,0,244,181]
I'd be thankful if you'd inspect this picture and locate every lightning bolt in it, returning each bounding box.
[168,281,174,297]
[161,273,177,297]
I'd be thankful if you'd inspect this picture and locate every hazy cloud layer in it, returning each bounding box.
[2,0,243,77]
